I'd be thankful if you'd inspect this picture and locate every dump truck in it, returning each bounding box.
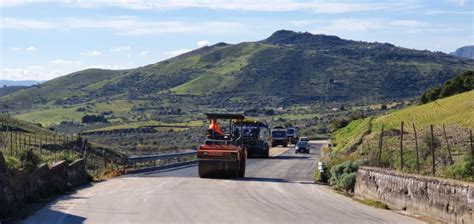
[286,127,298,144]
[236,119,270,158]
[271,126,288,147]
[197,113,247,178]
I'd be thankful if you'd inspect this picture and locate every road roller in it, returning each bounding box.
[197,113,247,179]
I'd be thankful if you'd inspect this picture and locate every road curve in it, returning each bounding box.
[23,141,424,224]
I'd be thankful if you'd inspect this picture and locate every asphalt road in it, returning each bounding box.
[23,141,423,224]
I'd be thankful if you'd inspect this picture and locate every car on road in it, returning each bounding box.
[295,140,310,154]
[298,137,309,143]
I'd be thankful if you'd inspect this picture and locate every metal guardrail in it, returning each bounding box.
[127,151,197,164]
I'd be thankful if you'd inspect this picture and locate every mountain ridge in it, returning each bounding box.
[451,45,474,59]
[1,30,473,117]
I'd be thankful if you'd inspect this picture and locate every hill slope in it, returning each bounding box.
[333,90,474,153]
[451,45,474,59]
[2,30,473,122]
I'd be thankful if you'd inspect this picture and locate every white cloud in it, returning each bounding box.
[424,10,473,15]
[0,17,54,29]
[313,19,383,33]
[164,49,191,57]
[50,59,82,65]
[449,0,466,5]
[80,50,102,56]
[390,20,428,28]
[9,47,22,52]
[110,46,132,52]
[197,40,210,48]
[26,46,37,52]
[1,17,246,36]
[290,20,315,27]
[8,1,406,14]
[2,67,63,81]
[139,51,149,56]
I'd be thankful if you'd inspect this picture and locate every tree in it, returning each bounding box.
[81,114,108,123]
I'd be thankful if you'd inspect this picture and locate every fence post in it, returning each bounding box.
[9,131,12,156]
[413,123,420,174]
[103,149,107,169]
[442,124,453,165]
[470,129,473,159]
[378,125,384,166]
[400,121,404,170]
[430,125,435,176]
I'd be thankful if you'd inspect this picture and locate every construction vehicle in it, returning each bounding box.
[286,127,298,144]
[197,113,247,178]
[271,126,288,147]
[236,119,270,158]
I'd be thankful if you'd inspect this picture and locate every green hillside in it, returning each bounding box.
[333,90,474,153]
[1,30,473,125]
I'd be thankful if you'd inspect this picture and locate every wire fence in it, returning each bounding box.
[366,122,473,179]
[0,121,197,178]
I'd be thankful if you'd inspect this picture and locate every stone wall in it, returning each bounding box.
[0,152,90,219]
[354,166,473,223]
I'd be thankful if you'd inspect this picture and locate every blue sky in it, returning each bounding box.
[1,0,473,81]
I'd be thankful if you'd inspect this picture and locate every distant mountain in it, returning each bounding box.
[0,86,29,97]
[2,30,473,114]
[0,80,41,87]
[450,45,474,59]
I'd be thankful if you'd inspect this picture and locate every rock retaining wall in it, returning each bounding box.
[354,166,473,223]
[0,152,89,219]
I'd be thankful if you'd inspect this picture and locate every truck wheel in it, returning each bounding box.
[283,143,288,147]
[238,160,246,178]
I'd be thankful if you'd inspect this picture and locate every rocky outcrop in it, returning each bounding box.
[354,166,473,223]
[0,152,90,219]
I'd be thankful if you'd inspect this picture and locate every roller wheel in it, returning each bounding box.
[198,160,212,178]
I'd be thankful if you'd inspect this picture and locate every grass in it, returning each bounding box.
[332,117,372,153]
[353,198,390,210]
[14,106,85,125]
[84,120,204,132]
[373,90,474,131]
[333,91,474,153]
[328,91,474,181]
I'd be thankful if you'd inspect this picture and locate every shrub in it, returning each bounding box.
[18,149,41,173]
[440,156,473,181]
[329,160,360,193]
[5,156,21,170]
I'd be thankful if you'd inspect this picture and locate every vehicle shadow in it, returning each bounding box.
[269,155,311,160]
[236,176,289,183]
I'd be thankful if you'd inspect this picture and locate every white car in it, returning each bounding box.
[298,137,309,143]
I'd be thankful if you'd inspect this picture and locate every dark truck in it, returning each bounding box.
[286,127,298,144]
[237,120,271,158]
[271,126,288,147]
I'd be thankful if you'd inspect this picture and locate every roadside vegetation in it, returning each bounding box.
[318,81,474,193]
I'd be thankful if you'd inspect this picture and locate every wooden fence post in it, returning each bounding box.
[10,131,13,156]
[400,121,404,170]
[103,149,107,169]
[470,129,473,159]
[378,125,384,167]
[442,124,453,165]
[413,123,420,174]
[430,125,435,176]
